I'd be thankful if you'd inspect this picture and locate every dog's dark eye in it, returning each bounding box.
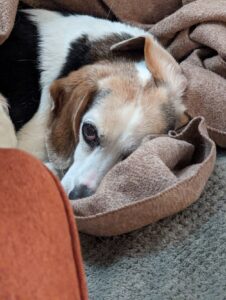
[82,122,99,147]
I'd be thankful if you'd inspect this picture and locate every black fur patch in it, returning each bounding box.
[58,33,143,78]
[0,11,41,131]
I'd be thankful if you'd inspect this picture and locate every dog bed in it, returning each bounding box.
[1,0,225,236]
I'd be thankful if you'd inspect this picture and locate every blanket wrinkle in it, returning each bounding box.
[149,0,226,147]
[150,0,226,40]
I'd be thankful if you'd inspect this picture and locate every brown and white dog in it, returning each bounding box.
[0,9,188,199]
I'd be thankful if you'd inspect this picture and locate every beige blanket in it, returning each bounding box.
[0,0,225,235]
[151,0,226,147]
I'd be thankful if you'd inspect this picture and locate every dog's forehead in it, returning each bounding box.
[82,62,170,148]
[83,95,146,151]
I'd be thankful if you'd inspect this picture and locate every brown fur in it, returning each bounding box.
[48,68,97,165]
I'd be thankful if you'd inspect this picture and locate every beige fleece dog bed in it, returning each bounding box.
[1,0,225,236]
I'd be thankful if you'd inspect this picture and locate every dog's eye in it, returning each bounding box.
[82,123,99,147]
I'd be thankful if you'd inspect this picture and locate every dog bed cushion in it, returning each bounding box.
[1,0,224,235]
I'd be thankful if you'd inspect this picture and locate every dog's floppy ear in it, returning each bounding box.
[50,77,71,115]
[48,69,97,167]
[50,70,97,138]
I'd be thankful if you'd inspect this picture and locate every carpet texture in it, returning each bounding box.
[80,150,226,300]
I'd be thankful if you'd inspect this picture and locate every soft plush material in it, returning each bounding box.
[150,0,226,148]
[81,151,226,299]
[0,149,88,300]
[0,0,225,236]
[21,0,182,24]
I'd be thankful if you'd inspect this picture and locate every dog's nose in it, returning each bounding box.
[68,184,93,200]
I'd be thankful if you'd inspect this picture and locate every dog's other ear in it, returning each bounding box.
[143,36,190,129]
[111,34,187,98]
[144,35,187,98]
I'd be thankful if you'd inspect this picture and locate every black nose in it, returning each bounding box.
[68,184,93,200]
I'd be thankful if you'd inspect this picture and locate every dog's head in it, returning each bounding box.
[47,35,188,200]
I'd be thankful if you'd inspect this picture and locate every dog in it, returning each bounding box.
[0,9,188,199]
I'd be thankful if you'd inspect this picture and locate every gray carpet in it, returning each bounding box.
[80,149,226,300]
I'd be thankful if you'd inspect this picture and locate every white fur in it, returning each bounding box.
[62,145,118,194]
[0,94,17,148]
[135,61,152,86]
[17,87,51,160]
[62,102,143,196]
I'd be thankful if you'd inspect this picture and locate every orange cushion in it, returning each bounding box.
[0,149,88,300]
